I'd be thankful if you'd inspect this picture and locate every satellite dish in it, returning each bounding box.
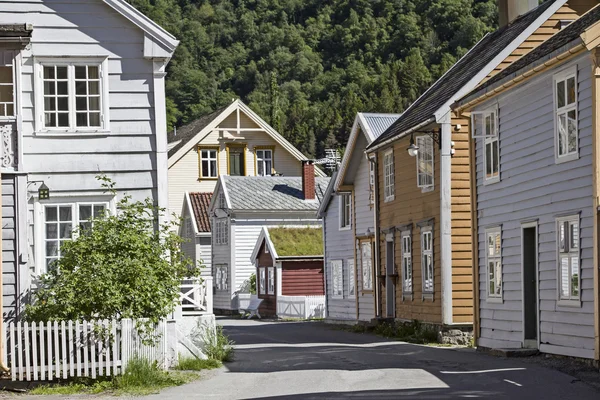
[214,208,228,218]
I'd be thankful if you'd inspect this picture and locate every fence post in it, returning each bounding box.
[205,276,213,314]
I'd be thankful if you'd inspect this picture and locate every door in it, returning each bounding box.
[522,224,538,348]
[385,237,395,317]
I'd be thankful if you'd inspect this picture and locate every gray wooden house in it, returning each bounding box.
[0,0,178,323]
[454,6,600,360]
[318,113,400,323]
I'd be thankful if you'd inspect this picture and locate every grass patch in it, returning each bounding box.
[197,324,235,362]
[175,356,222,371]
[29,378,113,395]
[268,227,323,256]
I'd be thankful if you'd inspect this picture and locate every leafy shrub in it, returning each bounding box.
[249,273,257,294]
[194,323,235,362]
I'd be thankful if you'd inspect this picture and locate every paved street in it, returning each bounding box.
[146,318,599,400]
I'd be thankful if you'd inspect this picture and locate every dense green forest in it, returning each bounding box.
[128,0,498,157]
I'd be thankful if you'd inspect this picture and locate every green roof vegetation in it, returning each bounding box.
[268,227,323,257]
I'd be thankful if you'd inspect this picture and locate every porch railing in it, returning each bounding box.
[179,276,213,316]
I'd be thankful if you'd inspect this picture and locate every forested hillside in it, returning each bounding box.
[128,0,498,157]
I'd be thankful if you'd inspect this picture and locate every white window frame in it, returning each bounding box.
[401,230,412,296]
[256,149,273,176]
[185,216,194,238]
[38,199,111,275]
[339,193,351,231]
[331,260,343,299]
[259,267,266,295]
[481,106,500,184]
[267,267,275,295]
[361,242,373,291]
[369,158,376,206]
[421,227,434,296]
[214,218,228,245]
[553,67,578,163]
[556,215,581,306]
[34,57,110,134]
[383,149,395,202]
[215,264,228,291]
[416,136,434,192]
[0,51,16,120]
[199,148,218,178]
[347,259,355,299]
[486,227,503,302]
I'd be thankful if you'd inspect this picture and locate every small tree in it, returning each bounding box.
[25,177,200,337]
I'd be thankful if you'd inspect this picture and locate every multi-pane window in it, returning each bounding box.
[259,267,266,294]
[339,193,351,230]
[43,202,107,271]
[486,228,502,300]
[215,264,228,291]
[421,229,433,294]
[484,109,500,182]
[331,260,343,298]
[383,150,394,202]
[0,53,14,117]
[416,136,434,190]
[554,69,578,160]
[361,242,373,291]
[219,192,226,210]
[256,149,273,176]
[214,218,228,245]
[557,216,580,301]
[268,267,275,294]
[200,148,218,178]
[347,259,355,298]
[401,231,412,294]
[41,62,105,130]
[369,159,375,206]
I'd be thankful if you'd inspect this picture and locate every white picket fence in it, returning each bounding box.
[277,295,326,319]
[7,318,167,381]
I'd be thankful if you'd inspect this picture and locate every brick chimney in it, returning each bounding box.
[302,161,315,201]
[499,0,538,27]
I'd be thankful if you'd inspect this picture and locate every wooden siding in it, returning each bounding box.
[323,194,356,321]
[474,54,595,359]
[257,243,273,268]
[486,0,599,81]
[450,114,474,324]
[2,176,16,322]
[377,135,442,324]
[281,261,324,296]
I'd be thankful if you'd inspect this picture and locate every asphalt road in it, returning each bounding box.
[146,318,600,400]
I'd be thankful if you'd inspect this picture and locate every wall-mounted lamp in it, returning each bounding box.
[407,134,419,157]
[38,183,50,200]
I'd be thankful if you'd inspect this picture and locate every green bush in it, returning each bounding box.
[249,273,257,295]
[194,324,235,362]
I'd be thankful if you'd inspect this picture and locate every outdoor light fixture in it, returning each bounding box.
[407,134,419,157]
[38,182,50,200]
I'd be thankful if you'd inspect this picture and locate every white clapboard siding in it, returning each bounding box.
[7,318,167,381]
[277,296,326,319]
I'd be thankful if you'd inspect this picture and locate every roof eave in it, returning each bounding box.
[366,117,436,154]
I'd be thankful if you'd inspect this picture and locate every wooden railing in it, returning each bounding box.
[180,276,213,316]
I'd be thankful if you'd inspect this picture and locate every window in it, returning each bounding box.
[218,192,227,210]
[214,265,228,291]
[416,136,434,191]
[214,218,228,245]
[0,52,14,118]
[339,193,351,230]
[483,108,500,183]
[361,242,373,291]
[256,148,273,176]
[554,68,578,161]
[347,259,355,298]
[267,267,275,295]
[486,228,502,301]
[259,267,266,294]
[199,147,218,178]
[383,150,394,202]
[331,260,343,298]
[369,158,375,206]
[401,231,412,294]
[557,216,580,303]
[43,202,107,271]
[421,228,433,294]
[228,145,245,176]
[185,216,194,238]
[37,59,108,131]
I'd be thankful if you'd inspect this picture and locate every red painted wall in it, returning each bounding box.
[281,260,324,296]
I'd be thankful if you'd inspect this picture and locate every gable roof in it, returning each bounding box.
[334,112,400,191]
[250,227,323,263]
[317,171,337,218]
[215,175,330,213]
[186,192,213,233]
[368,0,566,151]
[102,0,178,54]
[167,105,229,157]
[457,4,600,108]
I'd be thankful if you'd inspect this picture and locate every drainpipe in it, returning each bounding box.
[439,111,453,326]
[322,216,329,318]
[369,155,382,318]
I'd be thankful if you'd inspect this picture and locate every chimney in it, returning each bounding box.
[498,0,538,27]
[302,161,315,201]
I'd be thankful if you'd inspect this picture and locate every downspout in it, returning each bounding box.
[468,113,481,342]
[591,48,600,363]
[439,111,453,326]
[369,155,382,318]
[322,216,328,319]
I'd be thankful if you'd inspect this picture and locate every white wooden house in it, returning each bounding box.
[0,0,178,324]
[167,100,325,268]
[318,113,400,323]
[208,162,329,313]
